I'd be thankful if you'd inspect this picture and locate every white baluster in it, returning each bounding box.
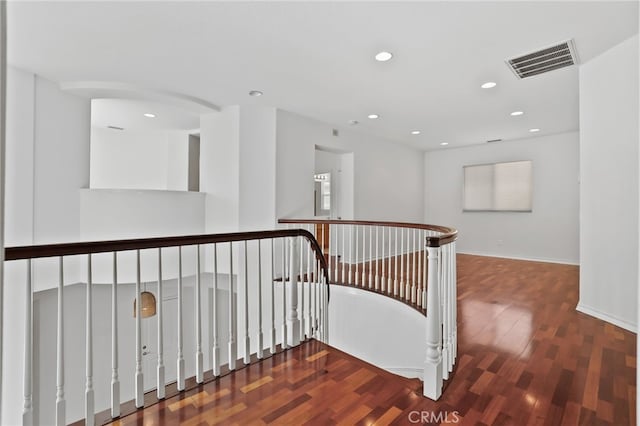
[326,224,331,282]
[257,241,264,359]
[452,241,458,361]
[243,241,250,365]
[423,236,428,308]
[134,251,143,408]
[85,255,95,424]
[228,242,237,370]
[362,225,367,287]
[375,226,380,291]
[348,225,353,284]
[270,239,276,354]
[56,257,66,425]
[315,260,320,336]
[417,231,423,308]
[287,237,301,346]
[212,244,220,375]
[354,225,359,286]
[157,248,165,397]
[23,259,33,426]
[401,228,405,298]
[334,224,339,282]
[369,226,373,288]
[110,254,119,418]
[412,229,417,304]
[424,245,443,400]
[299,236,305,343]
[306,229,312,337]
[195,246,203,382]
[281,239,287,349]
[177,247,185,390]
[341,224,346,284]
[394,228,399,296]
[381,226,386,293]
[441,245,450,380]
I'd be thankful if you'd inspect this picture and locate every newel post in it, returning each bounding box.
[287,237,301,346]
[424,244,443,400]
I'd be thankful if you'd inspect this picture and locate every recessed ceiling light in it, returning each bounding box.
[440,142,449,146]
[529,128,540,132]
[249,90,263,97]
[143,113,156,118]
[481,82,497,89]
[411,130,421,135]
[348,120,359,125]
[375,51,393,62]
[368,114,379,119]
[510,111,524,116]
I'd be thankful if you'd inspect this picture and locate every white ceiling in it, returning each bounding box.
[7,1,639,150]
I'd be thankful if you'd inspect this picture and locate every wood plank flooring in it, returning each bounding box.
[107,254,636,425]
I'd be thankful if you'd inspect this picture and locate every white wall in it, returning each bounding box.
[579,35,639,332]
[3,66,91,424]
[90,127,190,191]
[200,107,240,233]
[424,132,580,264]
[276,110,423,222]
[328,285,425,378]
[238,106,277,230]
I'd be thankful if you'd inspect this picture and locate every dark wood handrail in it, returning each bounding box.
[279,219,457,247]
[4,230,329,284]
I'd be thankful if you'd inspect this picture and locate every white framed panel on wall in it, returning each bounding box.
[463,160,533,212]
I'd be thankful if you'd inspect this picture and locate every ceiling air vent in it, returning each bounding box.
[506,39,579,79]
[107,125,124,131]
[487,139,502,143]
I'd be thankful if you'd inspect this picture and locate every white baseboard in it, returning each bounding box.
[384,366,423,379]
[576,303,637,333]
[457,250,579,266]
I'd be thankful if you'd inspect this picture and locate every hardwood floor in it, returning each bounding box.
[107,254,636,425]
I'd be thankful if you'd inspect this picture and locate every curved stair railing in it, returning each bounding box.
[4,229,329,425]
[279,219,458,400]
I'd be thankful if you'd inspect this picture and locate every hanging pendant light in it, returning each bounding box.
[133,288,157,318]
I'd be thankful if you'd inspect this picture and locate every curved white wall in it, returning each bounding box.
[328,284,425,378]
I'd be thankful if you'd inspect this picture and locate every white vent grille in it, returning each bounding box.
[506,39,579,79]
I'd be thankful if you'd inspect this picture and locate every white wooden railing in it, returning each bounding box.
[279,219,458,400]
[4,229,329,425]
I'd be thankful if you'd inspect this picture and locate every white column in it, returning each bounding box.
[110,253,119,418]
[287,237,301,346]
[56,258,65,425]
[23,260,33,426]
[176,247,185,390]
[85,255,95,424]
[424,246,443,400]
[156,248,165,398]
[134,251,143,408]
